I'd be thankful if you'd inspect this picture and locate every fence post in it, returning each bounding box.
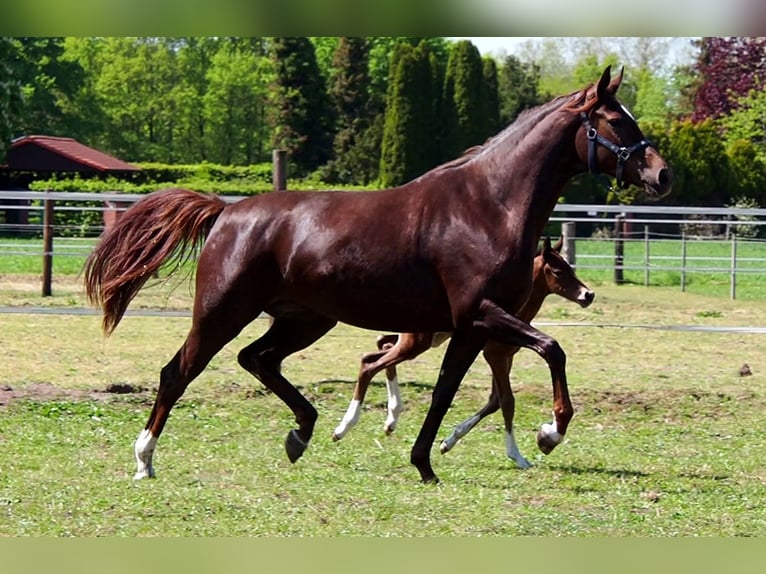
[272,149,287,191]
[614,214,625,285]
[644,225,650,286]
[42,197,54,297]
[730,234,737,300]
[561,221,576,266]
[680,232,687,292]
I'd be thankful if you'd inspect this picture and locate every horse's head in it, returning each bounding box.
[574,66,672,201]
[537,236,595,308]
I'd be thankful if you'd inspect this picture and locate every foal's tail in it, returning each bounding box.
[84,188,228,335]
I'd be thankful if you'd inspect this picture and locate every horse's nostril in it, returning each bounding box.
[584,291,595,303]
[658,167,672,187]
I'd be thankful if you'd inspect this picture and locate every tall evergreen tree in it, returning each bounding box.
[379,42,440,187]
[0,38,22,159]
[497,54,543,126]
[324,37,371,183]
[482,57,501,135]
[270,37,334,175]
[441,40,489,160]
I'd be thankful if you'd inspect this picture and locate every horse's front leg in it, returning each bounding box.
[475,300,572,457]
[410,329,485,483]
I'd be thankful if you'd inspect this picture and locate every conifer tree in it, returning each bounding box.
[441,40,489,160]
[270,37,334,174]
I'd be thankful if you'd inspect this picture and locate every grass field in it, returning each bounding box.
[1,271,765,536]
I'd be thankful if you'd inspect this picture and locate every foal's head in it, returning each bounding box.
[572,66,673,200]
[535,236,595,308]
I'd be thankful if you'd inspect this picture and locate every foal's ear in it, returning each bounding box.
[552,236,564,253]
[543,235,552,253]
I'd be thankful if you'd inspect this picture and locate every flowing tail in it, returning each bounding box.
[84,188,228,335]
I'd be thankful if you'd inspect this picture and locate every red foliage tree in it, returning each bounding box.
[693,37,766,123]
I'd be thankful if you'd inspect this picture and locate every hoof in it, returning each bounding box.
[331,432,341,442]
[383,423,396,436]
[439,439,453,455]
[421,474,440,485]
[285,429,308,463]
[536,429,562,455]
[133,469,154,480]
[514,457,533,470]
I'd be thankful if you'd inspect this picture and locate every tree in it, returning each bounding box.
[482,57,501,135]
[270,37,334,175]
[0,38,22,159]
[322,37,372,184]
[203,41,272,165]
[692,37,766,123]
[442,40,490,159]
[379,42,440,187]
[663,119,732,206]
[10,37,86,139]
[497,54,543,126]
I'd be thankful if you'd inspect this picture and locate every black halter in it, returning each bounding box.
[580,111,653,189]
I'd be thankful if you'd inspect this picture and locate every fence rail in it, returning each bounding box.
[2,190,766,299]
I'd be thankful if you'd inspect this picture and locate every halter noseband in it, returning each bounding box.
[580,111,653,189]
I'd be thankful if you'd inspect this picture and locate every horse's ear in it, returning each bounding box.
[543,236,552,253]
[607,66,624,95]
[552,236,563,252]
[596,65,612,100]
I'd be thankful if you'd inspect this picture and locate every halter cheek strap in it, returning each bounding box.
[580,112,653,189]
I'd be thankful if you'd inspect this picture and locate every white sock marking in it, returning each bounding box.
[505,428,532,469]
[333,399,362,440]
[134,428,157,480]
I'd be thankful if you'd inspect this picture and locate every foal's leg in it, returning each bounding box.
[482,344,531,469]
[410,329,485,483]
[238,311,337,463]
[439,343,517,460]
[332,333,430,440]
[475,300,572,457]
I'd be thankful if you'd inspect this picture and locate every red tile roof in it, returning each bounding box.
[9,135,141,172]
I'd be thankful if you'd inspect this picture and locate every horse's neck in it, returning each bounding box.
[517,280,548,323]
[487,111,582,239]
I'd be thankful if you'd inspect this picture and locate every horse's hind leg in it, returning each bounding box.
[238,311,337,463]
[135,320,242,480]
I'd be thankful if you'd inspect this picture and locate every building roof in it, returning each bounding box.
[5,135,141,173]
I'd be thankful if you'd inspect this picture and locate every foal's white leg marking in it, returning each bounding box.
[539,413,564,445]
[505,428,532,469]
[383,375,403,434]
[439,413,482,454]
[333,399,362,440]
[134,428,157,480]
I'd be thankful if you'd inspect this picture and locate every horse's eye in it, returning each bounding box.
[607,117,622,128]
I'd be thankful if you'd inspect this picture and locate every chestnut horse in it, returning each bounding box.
[332,236,595,470]
[84,66,671,483]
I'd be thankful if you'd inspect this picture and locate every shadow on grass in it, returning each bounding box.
[547,463,650,478]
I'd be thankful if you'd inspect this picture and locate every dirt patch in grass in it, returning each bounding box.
[0,381,150,406]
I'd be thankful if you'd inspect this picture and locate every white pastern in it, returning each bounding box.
[333,399,362,440]
[383,375,403,433]
[440,414,481,454]
[134,428,157,480]
[505,428,532,469]
[540,416,564,445]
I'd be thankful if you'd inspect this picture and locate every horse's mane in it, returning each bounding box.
[426,87,592,176]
